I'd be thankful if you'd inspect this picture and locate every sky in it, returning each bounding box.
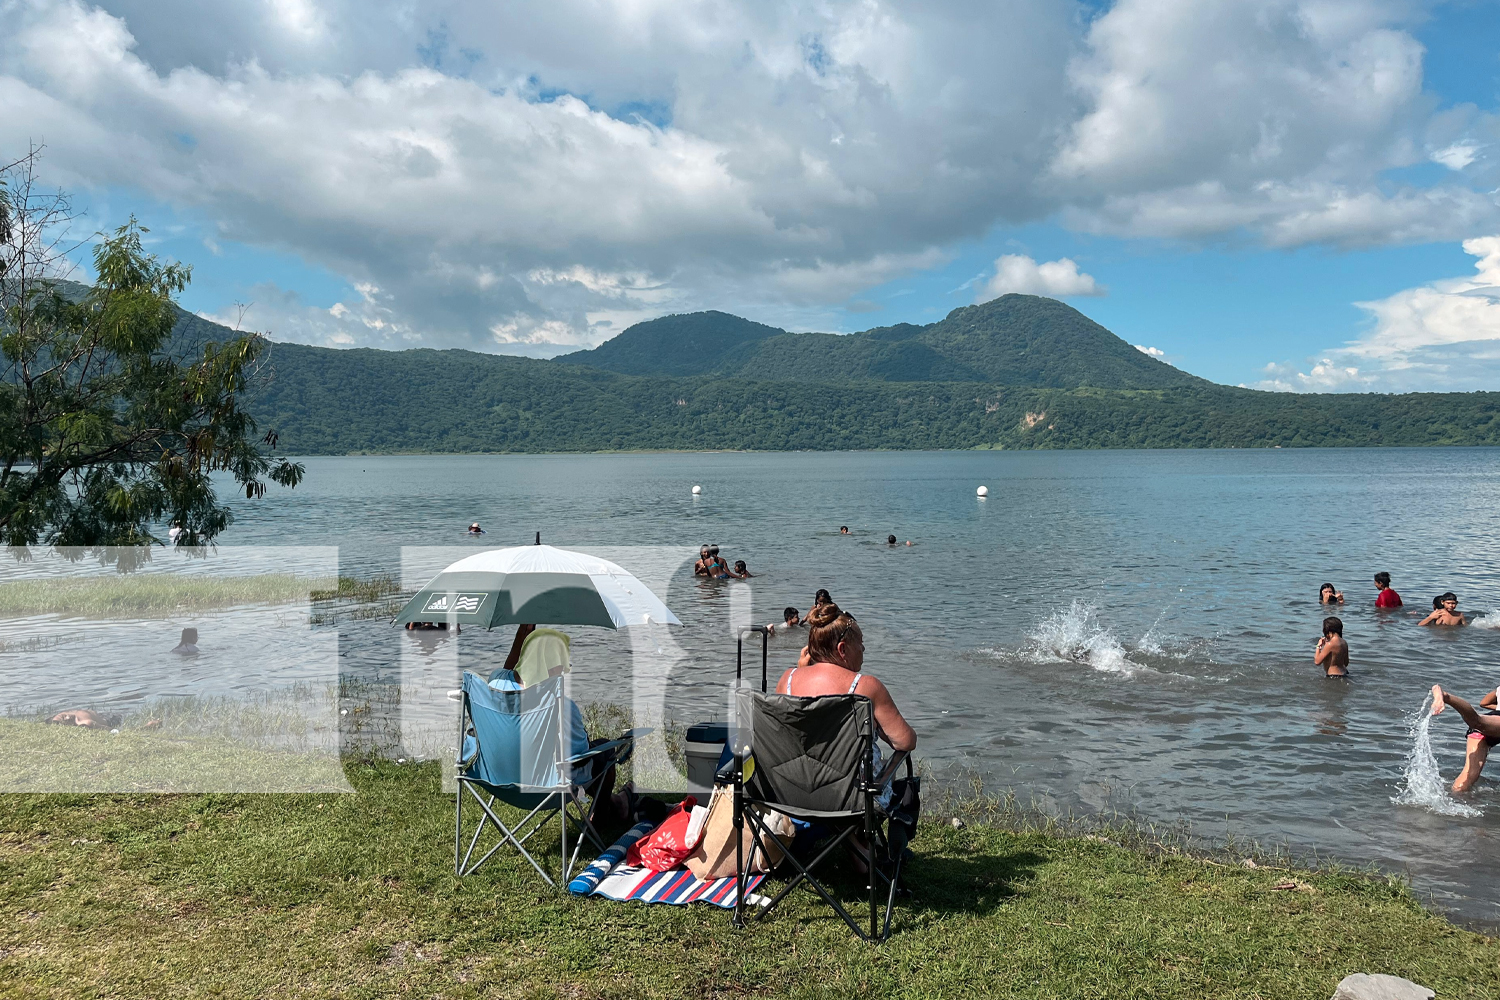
[2,0,1499,391]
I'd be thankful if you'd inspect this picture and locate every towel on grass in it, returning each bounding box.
[590,863,765,909]
[568,817,764,908]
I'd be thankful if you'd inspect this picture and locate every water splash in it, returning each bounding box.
[1392,693,1484,818]
[1023,600,1138,675]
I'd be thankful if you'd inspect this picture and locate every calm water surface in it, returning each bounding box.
[27,449,1500,923]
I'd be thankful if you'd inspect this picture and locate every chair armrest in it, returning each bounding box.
[562,727,651,766]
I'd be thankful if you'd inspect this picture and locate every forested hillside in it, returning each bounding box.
[245,337,1500,453]
[121,291,1500,454]
[557,294,1204,389]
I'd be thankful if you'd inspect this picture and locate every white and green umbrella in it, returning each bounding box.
[393,545,681,630]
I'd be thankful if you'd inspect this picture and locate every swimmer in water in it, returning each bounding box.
[1374,571,1402,608]
[887,534,897,546]
[1418,592,1468,627]
[768,606,802,634]
[731,559,752,579]
[1430,684,1500,793]
[1319,583,1344,605]
[813,588,832,608]
[839,526,849,535]
[1314,616,1348,677]
[468,522,485,535]
[693,544,712,577]
[171,628,199,655]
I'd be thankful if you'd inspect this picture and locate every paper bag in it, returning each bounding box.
[685,786,795,880]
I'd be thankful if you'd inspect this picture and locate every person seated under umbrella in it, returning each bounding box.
[488,623,634,821]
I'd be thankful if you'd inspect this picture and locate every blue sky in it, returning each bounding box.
[6,0,1500,391]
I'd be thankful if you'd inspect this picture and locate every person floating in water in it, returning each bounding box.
[839,526,850,535]
[468,523,485,535]
[1319,583,1344,605]
[1430,685,1500,793]
[1374,572,1402,608]
[405,621,460,634]
[1419,592,1468,627]
[887,534,897,546]
[171,628,199,655]
[768,606,802,634]
[1314,617,1348,678]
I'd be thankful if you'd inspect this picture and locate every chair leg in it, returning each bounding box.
[454,780,463,875]
[743,811,876,940]
[562,777,610,884]
[879,851,903,941]
[866,802,877,941]
[457,783,561,886]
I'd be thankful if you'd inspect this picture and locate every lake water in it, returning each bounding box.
[11,449,1500,924]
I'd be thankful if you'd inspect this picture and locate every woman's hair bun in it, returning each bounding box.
[805,602,843,629]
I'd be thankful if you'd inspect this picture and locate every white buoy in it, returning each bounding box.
[691,485,702,495]
[977,485,989,497]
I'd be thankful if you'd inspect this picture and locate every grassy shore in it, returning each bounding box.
[1,763,1495,998]
[0,573,335,617]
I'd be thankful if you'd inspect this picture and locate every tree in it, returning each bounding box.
[0,148,303,553]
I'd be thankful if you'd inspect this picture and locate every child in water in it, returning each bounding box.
[1418,592,1467,627]
[768,606,802,634]
[1319,583,1344,605]
[1374,572,1402,608]
[1314,617,1349,678]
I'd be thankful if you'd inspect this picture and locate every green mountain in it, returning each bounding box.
[555,310,784,376]
[558,295,1205,389]
[121,294,1500,454]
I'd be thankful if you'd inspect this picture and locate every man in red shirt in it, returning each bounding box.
[1374,572,1402,608]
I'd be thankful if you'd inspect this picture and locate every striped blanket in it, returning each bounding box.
[590,863,765,909]
[568,819,764,909]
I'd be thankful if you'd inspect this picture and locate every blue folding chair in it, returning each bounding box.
[455,670,636,887]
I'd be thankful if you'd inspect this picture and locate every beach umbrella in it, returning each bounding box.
[392,544,682,630]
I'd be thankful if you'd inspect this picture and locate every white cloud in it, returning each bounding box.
[2,0,1498,354]
[977,254,1103,302]
[1134,344,1164,357]
[1254,236,1500,391]
[1432,143,1479,171]
[1254,359,1375,392]
[1052,0,1500,246]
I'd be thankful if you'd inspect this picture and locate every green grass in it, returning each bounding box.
[0,573,334,617]
[0,718,351,793]
[308,576,402,603]
[1,764,1494,998]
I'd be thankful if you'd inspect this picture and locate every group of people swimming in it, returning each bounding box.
[838,525,914,546]
[1315,572,1500,795]
[1313,572,1474,679]
[693,544,752,579]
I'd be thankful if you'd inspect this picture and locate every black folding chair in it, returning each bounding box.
[730,688,911,941]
